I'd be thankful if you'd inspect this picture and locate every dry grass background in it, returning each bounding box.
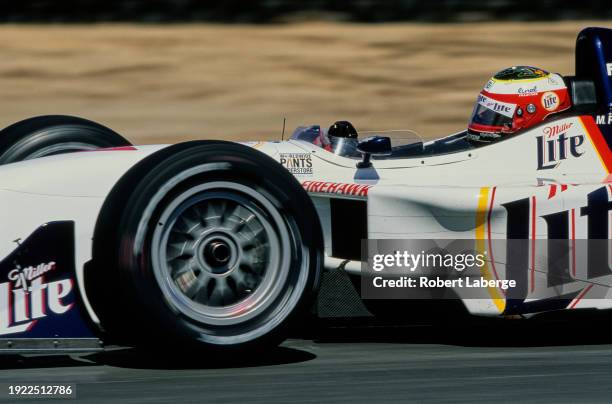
[0,21,608,143]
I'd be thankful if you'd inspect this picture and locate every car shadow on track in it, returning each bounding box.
[0,354,94,370]
[83,345,316,370]
[0,345,316,371]
[306,311,612,347]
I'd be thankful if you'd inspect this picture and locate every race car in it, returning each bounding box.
[1,26,612,354]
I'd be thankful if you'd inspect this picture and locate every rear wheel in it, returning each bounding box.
[88,141,323,351]
[0,115,131,164]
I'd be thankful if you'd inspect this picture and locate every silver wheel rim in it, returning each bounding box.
[151,181,291,327]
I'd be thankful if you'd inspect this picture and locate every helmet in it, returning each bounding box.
[467,66,571,143]
[328,120,358,139]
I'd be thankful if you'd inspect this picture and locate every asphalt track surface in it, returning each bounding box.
[2,318,612,403]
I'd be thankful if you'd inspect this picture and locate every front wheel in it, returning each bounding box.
[89,141,322,351]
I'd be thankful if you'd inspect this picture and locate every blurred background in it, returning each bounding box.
[0,1,609,143]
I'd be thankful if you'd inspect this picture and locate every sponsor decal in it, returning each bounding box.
[0,261,73,335]
[502,186,612,278]
[477,94,516,118]
[536,125,584,170]
[543,122,573,137]
[596,113,612,125]
[0,222,94,338]
[484,79,494,90]
[8,262,56,289]
[280,153,313,175]
[541,91,560,111]
[517,85,537,96]
[607,63,612,76]
[301,181,371,197]
[465,185,612,314]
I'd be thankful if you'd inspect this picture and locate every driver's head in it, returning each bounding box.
[468,66,571,143]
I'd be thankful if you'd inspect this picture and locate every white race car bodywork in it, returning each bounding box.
[0,114,610,323]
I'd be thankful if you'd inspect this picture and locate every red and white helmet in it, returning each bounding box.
[468,66,571,142]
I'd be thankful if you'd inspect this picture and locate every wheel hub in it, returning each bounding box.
[198,234,239,275]
[206,240,231,266]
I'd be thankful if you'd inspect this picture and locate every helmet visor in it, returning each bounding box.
[469,93,516,131]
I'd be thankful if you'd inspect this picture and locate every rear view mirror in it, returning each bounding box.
[356,136,392,168]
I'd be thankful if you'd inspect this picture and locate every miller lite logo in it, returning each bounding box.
[477,94,516,118]
[536,123,584,170]
[541,91,560,111]
[0,261,74,335]
[500,186,612,298]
